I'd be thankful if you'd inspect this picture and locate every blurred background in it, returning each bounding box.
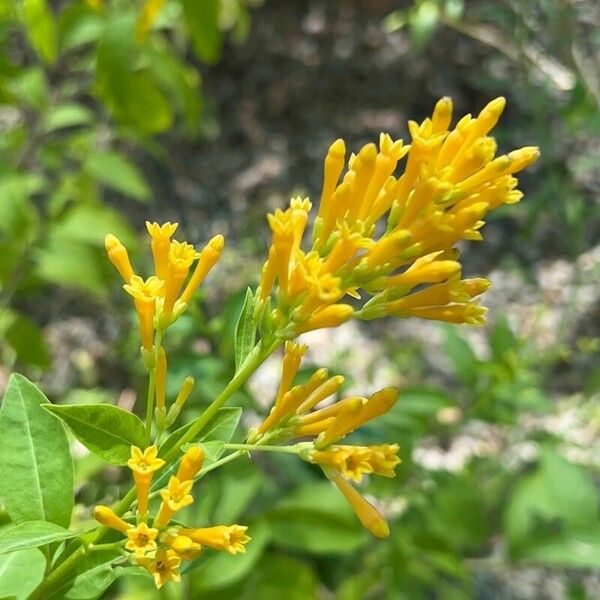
[0,0,599,598]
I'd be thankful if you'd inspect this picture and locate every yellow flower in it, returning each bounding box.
[92,505,130,533]
[105,234,134,283]
[154,477,194,528]
[137,548,181,589]
[307,444,401,482]
[125,522,159,556]
[128,445,165,518]
[176,446,205,482]
[166,533,202,560]
[179,234,225,305]
[257,97,538,335]
[180,525,251,554]
[330,472,389,539]
[162,241,197,317]
[123,275,164,350]
[146,221,178,280]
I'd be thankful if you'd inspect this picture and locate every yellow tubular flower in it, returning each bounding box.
[163,241,197,317]
[181,525,251,554]
[146,221,178,280]
[137,548,181,589]
[154,477,194,528]
[127,445,165,518]
[123,276,164,350]
[317,138,346,232]
[125,522,159,556]
[176,446,205,482]
[166,534,202,560]
[294,304,353,334]
[330,473,389,538]
[309,446,374,482]
[93,505,130,533]
[296,375,345,414]
[105,234,134,283]
[369,444,402,477]
[316,388,398,448]
[180,234,225,304]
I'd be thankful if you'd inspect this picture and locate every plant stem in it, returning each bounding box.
[145,368,156,446]
[161,339,281,463]
[223,443,303,454]
[29,544,88,600]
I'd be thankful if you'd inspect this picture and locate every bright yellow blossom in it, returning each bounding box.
[123,275,164,350]
[180,525,251,554]
[256,97,538,336]
[165,533,202,560]
[137,548,181,589]
[128,445,165,518]
[125,522,159,556]
[176,446,205,482]
[92,505,130,533]
[154,477,194,528]
[308,444,401,482]
[146,221,178,280]
[105,234,134,283]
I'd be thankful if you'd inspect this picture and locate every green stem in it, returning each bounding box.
[161,339,281,463]
[223,443,303,454]
[29,544,88,600]
[145,368,156,446]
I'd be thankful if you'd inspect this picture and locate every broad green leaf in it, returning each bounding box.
[185,520,270,590]
[44,403,146,465]
[183,0,222,64]
[3,311,50,368]
[0,374,73,527]
[34,238,106,295]
[442,325,479,388]
[59,4,105,52]
[490,316,518,361]
[212,460,264,523]
[22,0,58,64]
[234,288,256,371]
[159,407,242,458]
[47,550,120,599]
[96,15,172,133]
[84,151,150,201]
[0,548,46,600]
[505,449,600,557]
[518,530,600,568]
[267,482,368,554]
[43,103,94,132]
[0,521,75,554]
[50,203,136,248]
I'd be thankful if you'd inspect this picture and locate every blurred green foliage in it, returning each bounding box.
[0,1,599,598]
[0,0,256,369]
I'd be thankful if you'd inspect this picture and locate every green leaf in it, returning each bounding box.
[442,325,479,388]
[84,151,150,202]
[3,312,50,368]
[267,482,368,554]
[251,554,317,600]
[489,316,517,361]
[44,403,146,465]
[43,103,94,132]
[182,0,222,64]
[505,449,600,561]
[0,374,73,527]
[47,550,120,599]
[185,520,270,590]
[50,203,136,248]
[234,288,256,371]
[22,0,58,64]
[159,407,242,458]
[96,15,172,133]
[212,460,264,523]
[0,548,46,600]
[0,521,75,554]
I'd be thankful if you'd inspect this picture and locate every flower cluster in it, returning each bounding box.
[94,445,250,588]
[105,223,223,432]
[257,97,538,336]
[249,341,401,538]
[105,222,224,354]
